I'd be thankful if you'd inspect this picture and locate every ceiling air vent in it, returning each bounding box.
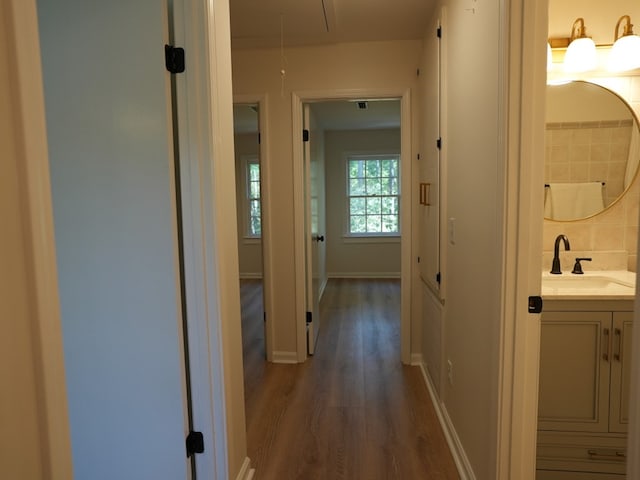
[357,101,368,110]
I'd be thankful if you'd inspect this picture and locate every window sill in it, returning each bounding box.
[342,235,401,244]
[242,237,262,245]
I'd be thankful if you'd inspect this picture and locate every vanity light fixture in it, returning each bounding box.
[564,18,597,73]
[608,15,640,72]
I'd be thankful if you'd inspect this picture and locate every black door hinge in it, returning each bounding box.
[306,311,312,324]
[186,431,204,457]
[437,26,442,38]
[436,137,442,150]
[263,311,267,322]
[258,132,261,145]
[528,296,543,314]
[303,129,310,142]
[436,272,441,284]
[165,45,185,74]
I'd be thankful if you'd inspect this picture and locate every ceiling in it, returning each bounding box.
[229,0,435,49]
[233,99,401,133]
[230,1,415,131]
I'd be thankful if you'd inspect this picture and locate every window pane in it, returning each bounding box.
[350,215,366,233]
[250,181,260,199]
[350,197,366,215]
[251,216,261,235]
[382,215,398,233]
[250,199,260,217]
[379,177,391,195]
[366,197,381,214]
[349,160,365,178]
[367,215,382,232]
[349,178,366,196]
[249,163,260,182]
[390,178,399,195]
[366,178,382,195]
[382,196,398,214]
[381,159,394,177]
[365,159,380,177]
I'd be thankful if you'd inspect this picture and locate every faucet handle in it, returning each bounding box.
[571,257,592,275]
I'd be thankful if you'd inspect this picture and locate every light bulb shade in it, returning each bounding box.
[608,34,640,71]
[547,42,553,70]
[564,37,597,72]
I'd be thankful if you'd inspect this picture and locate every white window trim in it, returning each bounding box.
[242,154,261,240]
[344,153,401,237]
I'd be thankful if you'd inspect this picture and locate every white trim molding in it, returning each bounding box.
[327,272,401,279]
[419,363,476,480]
[234,457,255,480]
[239,273,263,280]
[291,88,413,365]
[4,0,73,476]
[272,351,300,364]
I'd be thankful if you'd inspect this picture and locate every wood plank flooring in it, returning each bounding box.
[240,278,459,480]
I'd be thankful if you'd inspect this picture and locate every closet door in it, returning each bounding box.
[38,1,191,478]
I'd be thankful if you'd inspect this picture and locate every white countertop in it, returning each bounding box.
[541,270,637,300]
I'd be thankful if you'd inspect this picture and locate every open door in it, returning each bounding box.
[303,104,323,354]
[37,1,195,477]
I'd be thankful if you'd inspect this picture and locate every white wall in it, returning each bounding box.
[234,132,263,277]
[232,40,422,355]
[324,128,402,277]
[417,0,507,478]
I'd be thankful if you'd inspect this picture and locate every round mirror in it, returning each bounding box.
[544,81,640,221]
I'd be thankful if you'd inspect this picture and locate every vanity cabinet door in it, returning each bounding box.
[538,311,611,433]
[609,312,633,434]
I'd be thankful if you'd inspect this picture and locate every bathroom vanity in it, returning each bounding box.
[536,272,635,479]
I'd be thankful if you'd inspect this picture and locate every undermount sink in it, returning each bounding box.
[541,271,636,297]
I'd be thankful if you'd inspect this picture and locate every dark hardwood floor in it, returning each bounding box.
[240,278,459,480]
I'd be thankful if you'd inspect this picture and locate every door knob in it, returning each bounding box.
[316,235,325,242]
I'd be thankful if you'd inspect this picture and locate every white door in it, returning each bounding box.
[304,104,322,354]
[38,1,192,478]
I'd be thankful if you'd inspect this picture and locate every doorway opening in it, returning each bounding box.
[292,92,411,363]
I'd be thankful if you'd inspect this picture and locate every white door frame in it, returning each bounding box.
[11,0,248,478]
[497,0,548,477]
[4,0,73,476]
[233,93,275,362]
[291,89,412,364]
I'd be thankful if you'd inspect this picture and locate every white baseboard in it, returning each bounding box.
[418,362,476,480]
[272,351,298,364]
[239,273,263,280]
[235,457,255,480]
[411,353,423,366]
[319,277,328,301]
[327,272,401,279]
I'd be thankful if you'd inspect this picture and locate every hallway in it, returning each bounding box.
[241,278,459,479]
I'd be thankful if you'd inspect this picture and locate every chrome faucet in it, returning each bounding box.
[550,234,571,274]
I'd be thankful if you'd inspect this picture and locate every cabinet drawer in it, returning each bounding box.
[536,470,624,480]
[537,432,626,475]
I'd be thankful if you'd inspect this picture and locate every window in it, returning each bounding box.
[246,158,261,237]
[347,155,400,235]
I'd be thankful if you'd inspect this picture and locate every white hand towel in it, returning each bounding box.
[546,182,604,220]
